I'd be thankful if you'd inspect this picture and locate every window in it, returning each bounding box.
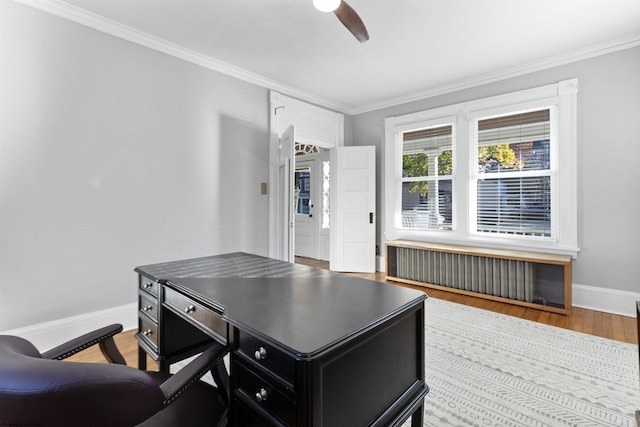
[472,109,552,237]
[384,79,578,256]
[401,124,453,230]
[321,160,330,229]
[295,168,311,214]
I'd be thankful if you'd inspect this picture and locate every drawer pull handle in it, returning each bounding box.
[255,388,268,403]
[254,347,267,361]
[142,329,153,336]
[184,304,196,314]
[142,305,153,312]
[144,282,153,289]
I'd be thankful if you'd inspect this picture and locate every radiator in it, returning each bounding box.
[395,247,535,302]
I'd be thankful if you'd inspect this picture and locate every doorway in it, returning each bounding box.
[269,92,376,272]
[294,164,314,258]
[268,91,343,264]
[294,147,330,261]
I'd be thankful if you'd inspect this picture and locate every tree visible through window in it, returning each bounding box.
[401,125,453,230]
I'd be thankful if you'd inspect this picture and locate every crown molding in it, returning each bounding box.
[351,33,640,115]
[12,0,640,116]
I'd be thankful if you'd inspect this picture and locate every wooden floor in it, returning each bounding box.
[68,257,638,368]
[294,257,639,345]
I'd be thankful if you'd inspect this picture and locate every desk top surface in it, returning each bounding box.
[136,252,426,358]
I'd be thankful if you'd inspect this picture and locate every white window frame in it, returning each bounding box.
[398,118,457,231]
[468,105,557,239]
[384,79,579,257]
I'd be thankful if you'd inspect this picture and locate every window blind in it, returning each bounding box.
[402,125,453,156]
[475,109,552,237]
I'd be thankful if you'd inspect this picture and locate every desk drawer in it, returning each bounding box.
[237,330,295,386]
[139,316,158,350]
[139,275,160,297]
[138,291,158,322]
[235,362,296,426]
[234,398,287,427]
[164,287,227,345]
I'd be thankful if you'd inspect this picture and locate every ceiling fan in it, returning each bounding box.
[313,0,369,43]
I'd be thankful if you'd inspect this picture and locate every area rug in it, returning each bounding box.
[406,298,640,427]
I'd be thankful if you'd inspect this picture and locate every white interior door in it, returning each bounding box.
[277,126,295,262]
[294,161,316,259]
[330,146,376,272]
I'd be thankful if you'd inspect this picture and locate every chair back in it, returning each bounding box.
[0,335,164,427]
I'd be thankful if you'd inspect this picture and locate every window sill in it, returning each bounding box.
[385,229,579,259]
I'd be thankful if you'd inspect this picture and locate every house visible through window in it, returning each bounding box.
[401,124,453,231]
[473,109,552,237]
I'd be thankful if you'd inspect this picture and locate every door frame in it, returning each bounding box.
[268,91,344,262]
[276,126,295,263]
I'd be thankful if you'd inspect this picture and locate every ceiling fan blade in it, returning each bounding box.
[334,1,369,43]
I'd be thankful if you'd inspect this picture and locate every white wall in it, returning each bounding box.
[351,46,640,312]
[0,2,270,332]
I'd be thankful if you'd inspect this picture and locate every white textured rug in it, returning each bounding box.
[408,298,640,427]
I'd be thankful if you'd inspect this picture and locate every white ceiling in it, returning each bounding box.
[26,0,640,114]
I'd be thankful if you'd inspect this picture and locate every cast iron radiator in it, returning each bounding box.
[394,246,535,302]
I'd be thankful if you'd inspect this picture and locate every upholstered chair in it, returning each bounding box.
[0,324,228,427]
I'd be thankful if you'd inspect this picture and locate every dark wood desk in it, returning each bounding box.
[135,252,428,426]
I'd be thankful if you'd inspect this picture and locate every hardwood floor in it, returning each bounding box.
[294,257,639,345]
[67,328,142,368]
[67,257,638,368]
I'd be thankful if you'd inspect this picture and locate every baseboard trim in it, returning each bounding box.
[0,303,138,351]
[572,283,640,318]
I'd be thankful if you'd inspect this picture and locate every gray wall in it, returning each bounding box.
[351,46,640,294]
[2,2,637,332]
[0,2,270,331]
